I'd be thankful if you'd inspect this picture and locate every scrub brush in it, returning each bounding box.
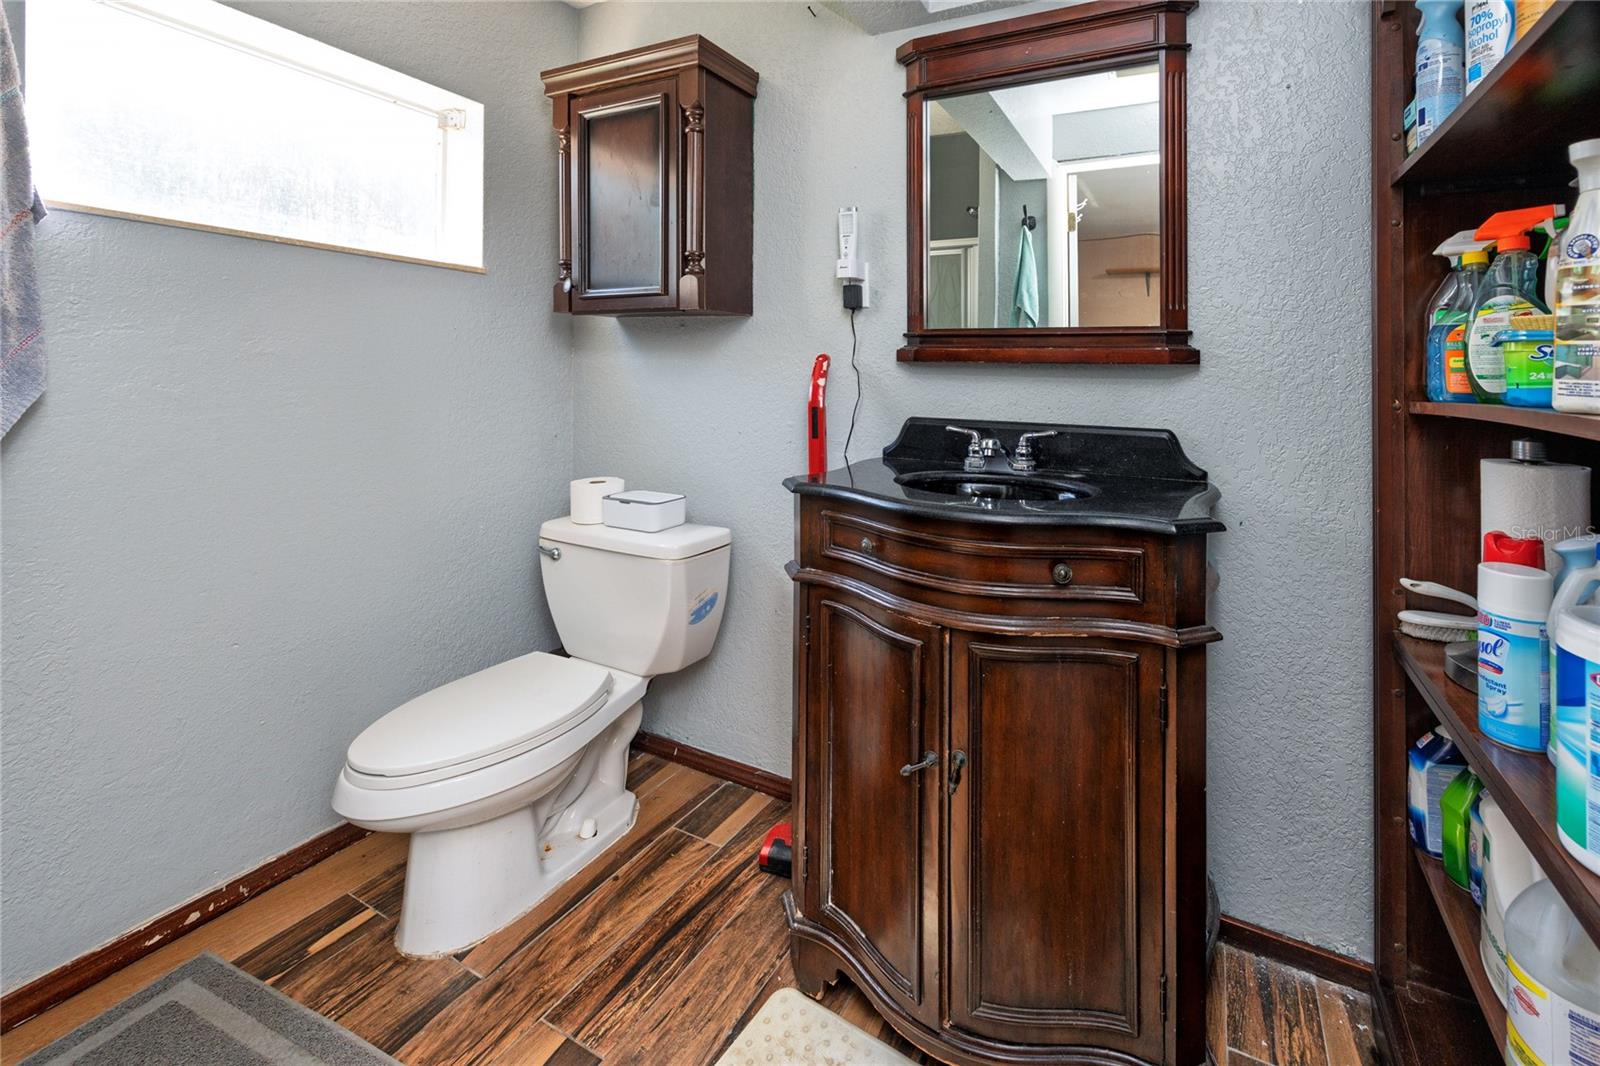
[1398,578,1479,642]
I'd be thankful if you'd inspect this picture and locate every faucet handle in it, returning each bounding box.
[945,425,982,447]
[1011,429,1060,471]
[946,425,987,471]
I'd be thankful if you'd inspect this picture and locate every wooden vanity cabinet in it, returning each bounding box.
[541,37,756,316]
[788,496,1216,1066]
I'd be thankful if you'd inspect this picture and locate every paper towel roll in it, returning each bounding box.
[571,476,624,525]
[1481,459,1591,571]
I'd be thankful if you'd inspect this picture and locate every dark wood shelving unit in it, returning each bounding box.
[1395,635,1600,946]
[1391,0,1600,189]
[1409,402,1600,443]
[1372,2,1600,1061]
[1412,849,1506,1040]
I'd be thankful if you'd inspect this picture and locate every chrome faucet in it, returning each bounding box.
[946,425,1062,473]
[1010,430,1060,472]
[945,425,1006,472]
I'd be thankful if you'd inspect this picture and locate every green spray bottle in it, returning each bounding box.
[1466,205,1558,402]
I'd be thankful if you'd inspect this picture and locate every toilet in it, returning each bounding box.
[331,516,731,957]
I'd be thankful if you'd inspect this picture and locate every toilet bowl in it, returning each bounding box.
[332,517,730,957]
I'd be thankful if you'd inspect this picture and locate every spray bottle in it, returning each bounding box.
[1427,230,1493,402]
[1554,139,1600,414]
[1443,248,1491,403]
[1467,206,1558,402]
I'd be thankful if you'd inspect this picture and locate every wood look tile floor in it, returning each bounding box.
[2,754,1379,1066]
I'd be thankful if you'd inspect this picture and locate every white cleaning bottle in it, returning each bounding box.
[1480,793,1547,1004]
[1554,139,1600,414]
[1505,880,1600,1065]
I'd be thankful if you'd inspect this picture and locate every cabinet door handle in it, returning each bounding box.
[947,750,968,795]
[1051,562,1074,585]
[899,751,938,776]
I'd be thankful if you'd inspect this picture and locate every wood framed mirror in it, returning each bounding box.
[897,0,1196,364]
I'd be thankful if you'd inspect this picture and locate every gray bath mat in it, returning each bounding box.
[21,952,398,1066]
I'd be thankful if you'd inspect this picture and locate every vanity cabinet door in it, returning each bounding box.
[945,632,1166,1060]
[802,586,942,1024]
[567,78,679,313]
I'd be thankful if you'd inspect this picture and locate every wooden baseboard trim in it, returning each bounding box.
[1218,914,1372,990]
[633,731,791,802]
[0,822,369,1033]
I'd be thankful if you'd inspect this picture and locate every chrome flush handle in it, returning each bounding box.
[539,544,561,561]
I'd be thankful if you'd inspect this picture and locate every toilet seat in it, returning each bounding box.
[346,652,614,788]
[333,664,648,830]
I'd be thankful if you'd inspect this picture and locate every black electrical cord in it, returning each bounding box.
[841,308,861,468]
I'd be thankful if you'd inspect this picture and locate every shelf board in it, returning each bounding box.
[1412,849,1507,1042]
[1393,634,1600,948]
[1408,401,1600,442]
[1392,0,1600,188]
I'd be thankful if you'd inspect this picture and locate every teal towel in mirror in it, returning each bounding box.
[1010,225,1039,328]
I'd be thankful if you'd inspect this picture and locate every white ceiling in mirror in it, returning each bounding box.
[1076,162,1159,239]
[928,64,1159,182]
[822,0,1029,35]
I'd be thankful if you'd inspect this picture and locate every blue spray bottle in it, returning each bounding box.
[1425,230,1492,402]
[1416,0,1465,145]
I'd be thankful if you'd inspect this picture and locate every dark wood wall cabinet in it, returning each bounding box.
[541,37,756,316]
[785,495,1217,1065]
[1370,3,1600,1062]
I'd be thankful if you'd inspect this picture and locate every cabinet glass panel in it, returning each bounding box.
[584,100,664,293]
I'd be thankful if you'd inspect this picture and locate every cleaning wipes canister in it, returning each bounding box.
[1409,728,1468,856]
[1548,537,1599,764]
[1479,562,1554,752]
[1555,604,1600,875]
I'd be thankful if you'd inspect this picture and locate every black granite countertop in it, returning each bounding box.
[784,419,1224,536]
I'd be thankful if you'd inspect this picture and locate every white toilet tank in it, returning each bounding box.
[538,517,731,677]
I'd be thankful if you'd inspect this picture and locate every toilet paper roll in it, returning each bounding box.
[571,476,624,525]
[1481,459,1591,571]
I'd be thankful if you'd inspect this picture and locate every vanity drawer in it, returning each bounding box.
[815,508,1148,608]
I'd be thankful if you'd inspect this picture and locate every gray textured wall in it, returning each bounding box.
[0,1,577,990]
[571,1,1374,958]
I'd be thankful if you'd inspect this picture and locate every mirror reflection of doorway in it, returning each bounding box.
[928,238,979,328]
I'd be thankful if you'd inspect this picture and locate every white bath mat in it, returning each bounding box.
[715,987,917,1066]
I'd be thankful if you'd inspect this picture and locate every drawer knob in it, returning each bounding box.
[859,537,875,555]
[1051,562,1074,586]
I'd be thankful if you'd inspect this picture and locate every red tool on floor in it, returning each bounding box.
[807,354,831,479]
[757,821,793,877]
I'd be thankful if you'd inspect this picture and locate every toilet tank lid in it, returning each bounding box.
[540,517,731,560]
[347,652,613,777]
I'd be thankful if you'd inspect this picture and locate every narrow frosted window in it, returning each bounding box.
[27,0,485,270]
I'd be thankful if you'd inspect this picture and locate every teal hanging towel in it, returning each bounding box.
[1010,222,1039,328]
